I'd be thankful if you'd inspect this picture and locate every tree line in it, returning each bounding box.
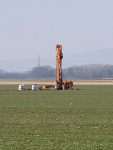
[0,64,113,80]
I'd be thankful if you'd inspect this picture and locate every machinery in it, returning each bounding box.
[18,44,73,91]
[56,44,63,90]
[56,44,73,90]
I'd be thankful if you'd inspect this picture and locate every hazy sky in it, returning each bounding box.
[0,0,113,70]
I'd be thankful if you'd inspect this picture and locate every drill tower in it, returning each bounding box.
[56,44,63,90]
[56,44,73,90]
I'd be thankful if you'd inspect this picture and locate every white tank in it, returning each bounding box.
[32,84,39,90]
[18,85,25,91]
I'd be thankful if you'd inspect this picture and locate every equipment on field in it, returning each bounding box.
[18,44,73,91]
[32,84,39,90]
[56,44,73,90]
[56,44,63,90]
[18,85,25,91]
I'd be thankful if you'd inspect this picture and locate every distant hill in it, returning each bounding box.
[64,49,113,67]
[0,64,113,80]
[0,49,113,72]
[0,59,38,72]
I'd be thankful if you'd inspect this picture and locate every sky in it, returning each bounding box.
[0,0,113,71]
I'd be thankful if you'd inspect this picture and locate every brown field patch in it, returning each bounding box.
[0,80,113,85]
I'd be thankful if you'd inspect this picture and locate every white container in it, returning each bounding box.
[32,84,39,91]
[18,85,25,91]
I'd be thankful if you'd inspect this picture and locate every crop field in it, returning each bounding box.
[0,85,113,150]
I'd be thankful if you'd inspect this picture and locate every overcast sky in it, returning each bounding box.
[0,0,113,71]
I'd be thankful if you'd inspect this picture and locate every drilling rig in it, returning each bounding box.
[56,44,63,90]
[56,44,73,90]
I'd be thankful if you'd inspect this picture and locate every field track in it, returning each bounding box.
[0,80,113,85]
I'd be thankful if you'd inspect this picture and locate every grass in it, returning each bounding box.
[0,85,113,149]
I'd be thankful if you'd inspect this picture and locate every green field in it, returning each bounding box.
[0,85,113,150]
